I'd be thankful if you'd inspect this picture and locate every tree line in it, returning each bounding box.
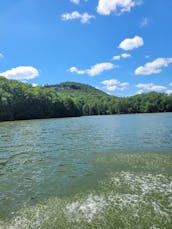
[0,77,172,121]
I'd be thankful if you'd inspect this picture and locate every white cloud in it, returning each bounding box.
[136,89,144,94]
[166,90,172,95]
[69,67,85,75]
[136,83,166,92]
[169,82,172,86]
[118,36,144,50]
[113,53,131,61]
[102,79,119,91]
[135,58,172,75]
[121,53,131,58]
[97,0,141,16]
[140,17,149,27]
[0,66,39,80]
[69,62,116,76]
[113,55,121,60]
[70,0,80,4]
[61,11,95,23]
[120,82,129,89]
[101,78,129,91]
[87,63,115,76]
[0,53,4,59]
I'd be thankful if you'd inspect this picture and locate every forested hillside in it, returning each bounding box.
[0,77,172,121]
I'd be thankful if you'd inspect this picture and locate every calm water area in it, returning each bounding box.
[0,113,172,228]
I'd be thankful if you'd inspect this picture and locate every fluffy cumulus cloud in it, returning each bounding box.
[97,0,141,15]
[121,53,131,58]
[87,63,115,76]
[69,62,115,76]
[113,55,121,60]
[101,78,129,91]
[61,11,95,23]
[118,36,144,50]
[70,0,80,4]
[113,53,131,60]
[135,58,172,75]
[0,66,39,80]
[69,67,85,75]
[136,83,166,92]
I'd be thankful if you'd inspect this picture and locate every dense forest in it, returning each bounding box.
[0,76,172,121]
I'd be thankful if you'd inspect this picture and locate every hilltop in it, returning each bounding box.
[44,82,107,95]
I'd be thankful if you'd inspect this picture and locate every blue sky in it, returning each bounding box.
[0,0,172,96]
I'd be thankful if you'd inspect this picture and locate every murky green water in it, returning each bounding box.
[0,113,172,228]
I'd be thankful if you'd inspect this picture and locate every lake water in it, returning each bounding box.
[0,113,172,228]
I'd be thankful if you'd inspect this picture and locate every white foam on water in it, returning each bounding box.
[1,172,171,227]
[0,205,50,229]
[66,194,106,223]
[65,173,172,224]
[107,193,141,208]
[152,202,169,217]
[150,226,160,229]
[111,172,172,196]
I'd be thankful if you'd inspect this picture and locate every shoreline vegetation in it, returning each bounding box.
[0,76,172,122]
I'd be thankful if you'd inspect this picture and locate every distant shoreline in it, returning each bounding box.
[0,78,172,122]
[0,112,172,123]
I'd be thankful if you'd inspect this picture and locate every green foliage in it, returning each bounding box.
[0,77,172,121]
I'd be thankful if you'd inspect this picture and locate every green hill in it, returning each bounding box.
[44,81,107,95]
[0,77,172,121]
[43,82,115,116]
